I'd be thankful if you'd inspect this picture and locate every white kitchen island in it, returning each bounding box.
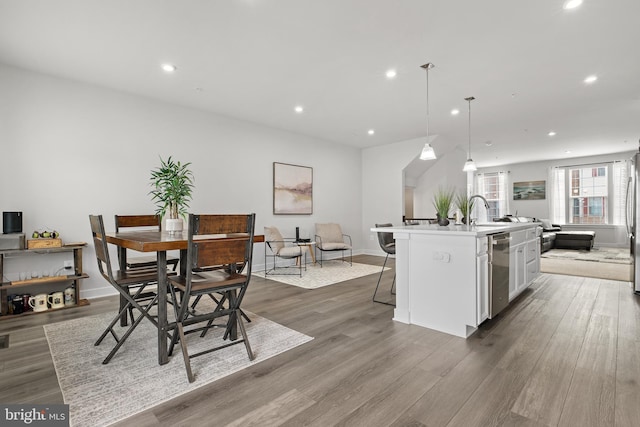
[371,222,540,338]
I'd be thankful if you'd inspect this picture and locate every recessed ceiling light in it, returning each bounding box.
[451,109,460,115]
[385,69,397,79]
[485,141,493,147]
[548,131,556,136]
[584,75,598,84]
[565,150,572,154]
[294,105,304,113]
[563,0,583,10]
[368,129,375,135]
[161,63,177,73]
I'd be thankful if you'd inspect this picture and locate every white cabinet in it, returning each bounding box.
[509,227,540,300]
[476,238,489,324]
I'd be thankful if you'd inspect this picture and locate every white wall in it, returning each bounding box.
[0,64,362,298]
[413,146,468,219]
[361,137,424,254]
[478,151,636,247]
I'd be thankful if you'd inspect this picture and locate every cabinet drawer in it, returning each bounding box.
[510,230,526,246]
[526,240,538,262]
[526,227,539,241]
[477,237,488,255]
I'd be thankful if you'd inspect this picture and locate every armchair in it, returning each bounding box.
[314,223,352,267]
[264,226,306,277]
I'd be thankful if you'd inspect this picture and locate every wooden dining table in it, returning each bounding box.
[105,230,264,365]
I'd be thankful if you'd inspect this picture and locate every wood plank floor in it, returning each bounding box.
[1,254,639,426]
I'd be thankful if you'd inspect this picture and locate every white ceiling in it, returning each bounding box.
[1,0,639,168]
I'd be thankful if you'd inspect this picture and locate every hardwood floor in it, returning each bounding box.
[1,254,639,426]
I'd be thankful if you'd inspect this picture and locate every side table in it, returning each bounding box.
[295,241,316,265]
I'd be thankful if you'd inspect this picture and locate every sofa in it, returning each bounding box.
[494,216,595,253]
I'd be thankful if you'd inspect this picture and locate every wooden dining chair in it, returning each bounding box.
[167,213,256,383]
[89,214,167,364]
[114,214,179,271]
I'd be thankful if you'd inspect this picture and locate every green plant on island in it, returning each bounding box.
[432,186,455,220]
[455,191,475,223]
[149,156,195,220]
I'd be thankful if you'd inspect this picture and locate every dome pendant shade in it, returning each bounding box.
[463,158,477,172]
[420,143,437,160]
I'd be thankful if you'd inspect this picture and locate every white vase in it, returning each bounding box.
[165,218,183,234]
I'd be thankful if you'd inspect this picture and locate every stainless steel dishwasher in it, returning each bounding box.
[489,232,510,318]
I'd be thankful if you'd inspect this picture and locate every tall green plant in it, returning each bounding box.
[149,156,194,219]
[455,191,475,219]
[432,186,455,219]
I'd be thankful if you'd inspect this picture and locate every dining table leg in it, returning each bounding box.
[157,250,169,365]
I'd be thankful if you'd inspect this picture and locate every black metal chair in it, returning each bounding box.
[114,214,180,327]
[167,213,256,383]
[264,226,306,277]
[373,223,395,306]
[114,214,179,271]
[314,223,352,267]
[89,214,167,364]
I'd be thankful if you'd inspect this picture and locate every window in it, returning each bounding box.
[474,172,509,221]
[550,161,628,225]
[568,166,608,224]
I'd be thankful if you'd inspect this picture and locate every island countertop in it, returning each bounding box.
[371,222,539,237]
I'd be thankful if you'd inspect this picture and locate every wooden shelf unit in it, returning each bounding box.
[0,245,90,317]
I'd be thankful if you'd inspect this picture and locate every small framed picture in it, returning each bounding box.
[513,180,546,200]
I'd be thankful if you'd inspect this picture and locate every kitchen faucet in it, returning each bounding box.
[468,194,490,225]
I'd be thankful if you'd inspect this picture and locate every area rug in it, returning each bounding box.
[44,311,313,427]
[540,247,631,281]
[254,261,388,289]
[541,246,631,264]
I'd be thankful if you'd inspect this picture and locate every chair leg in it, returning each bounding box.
[176,322,195,383]
[373,254,394,306]
[236,311,254,361]
[101,293,159,364]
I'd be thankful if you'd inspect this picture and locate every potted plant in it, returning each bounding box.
[149,156,194,233]
[432,186,455,226]
[455,191,475,225]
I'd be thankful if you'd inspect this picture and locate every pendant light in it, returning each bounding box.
[419,63,437,160]
[462,96,477,172]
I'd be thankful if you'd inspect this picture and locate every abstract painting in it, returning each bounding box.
[513,180,546,200]
[273,162,313,214]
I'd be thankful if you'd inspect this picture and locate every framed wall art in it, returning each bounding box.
[513,180,546,200]
[273,162,313,214]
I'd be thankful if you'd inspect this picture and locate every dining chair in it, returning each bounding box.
[167,213,256,383]
[314,223,352,267]
[114,214,181,327]
[114,214,179,271]
[373,223,396,306]
[264,226,306,277]
[89,214,167,364]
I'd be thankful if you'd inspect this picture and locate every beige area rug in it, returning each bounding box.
[254,261,388,289]
[541,246,631,264]
[44,310,313,427]
[540,247,632,281]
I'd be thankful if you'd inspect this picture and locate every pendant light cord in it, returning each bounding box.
[426,67,430,139]
[465,96,475,158]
